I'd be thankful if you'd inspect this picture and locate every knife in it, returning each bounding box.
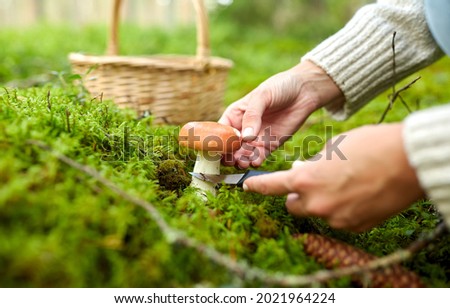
[190,170,272,187]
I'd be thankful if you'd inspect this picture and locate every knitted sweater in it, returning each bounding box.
[302,0,450,225]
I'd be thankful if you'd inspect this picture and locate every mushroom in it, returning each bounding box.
[179,121,241,197]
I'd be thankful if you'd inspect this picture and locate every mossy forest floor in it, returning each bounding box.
[1,19,449,287]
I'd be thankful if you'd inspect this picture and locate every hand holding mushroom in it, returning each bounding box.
[179,121,241,196]
[218,61,344,169]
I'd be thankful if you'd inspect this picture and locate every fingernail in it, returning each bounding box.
[242,183,249,191]
[242,127,255,141]
[292,160,305,168]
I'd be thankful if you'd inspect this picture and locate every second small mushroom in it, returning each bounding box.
[179,121,241,197]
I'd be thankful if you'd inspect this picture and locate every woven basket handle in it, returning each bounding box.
[106,0,211,60]
[106,0,122,56]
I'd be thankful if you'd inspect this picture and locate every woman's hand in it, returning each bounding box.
[219,61,344,169]
[242,124,425,232]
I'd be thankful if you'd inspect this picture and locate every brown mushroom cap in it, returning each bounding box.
[178,121,241,153]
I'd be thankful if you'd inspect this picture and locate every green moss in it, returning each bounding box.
[156,159,191,193]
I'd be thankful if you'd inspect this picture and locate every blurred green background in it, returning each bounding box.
[1,0,372,91]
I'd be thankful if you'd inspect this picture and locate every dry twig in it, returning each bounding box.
[378,76,421,124]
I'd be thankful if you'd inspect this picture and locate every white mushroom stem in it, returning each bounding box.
[178,121,241,199]
[191,151,221,197]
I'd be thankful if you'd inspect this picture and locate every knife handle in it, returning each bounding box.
[236,170,273,187]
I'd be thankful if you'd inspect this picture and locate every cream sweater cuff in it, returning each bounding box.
[302,0,442,120]
[404,105,450,226]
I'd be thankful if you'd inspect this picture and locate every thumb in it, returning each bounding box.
[243,170,293,196]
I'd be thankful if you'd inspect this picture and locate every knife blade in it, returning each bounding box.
[190,170,272,187]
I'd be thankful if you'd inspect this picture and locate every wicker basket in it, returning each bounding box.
[69,0,233,125]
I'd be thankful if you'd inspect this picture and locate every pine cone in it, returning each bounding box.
[297,233,424,287]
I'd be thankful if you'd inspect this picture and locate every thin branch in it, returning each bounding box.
[26,139,447,287]
[391,31,397,94]
[388,76,421,108]
[398,94,413,113]
[378,32,419,124]
[47,90,52,111]
[65,108,71,133]
[378,76,421,124]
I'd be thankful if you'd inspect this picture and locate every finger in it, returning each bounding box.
[233,146,254,160]
[235,143,267,166]
[327,216,370,233]
[242,170,292,196]
[285,193,308,217]
[217,107,231,126]
[232,144,256,169]
[221,153,235,166]
[241,91,270,141]
[250,156,265,168]
[291,160,306,168]
[250,147,270,168]
[218,97,248,129]
[236,155,251,169]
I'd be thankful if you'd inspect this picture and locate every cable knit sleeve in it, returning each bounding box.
[302,0,443,120]
[403,105,450,226]
[302,0,450,225]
